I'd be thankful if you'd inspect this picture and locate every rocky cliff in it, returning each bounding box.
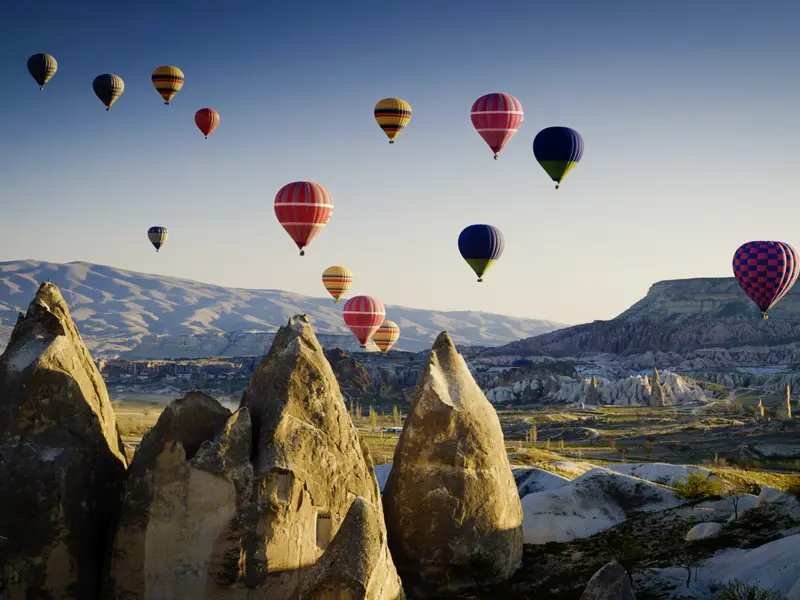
[0,282,128,599]
[494,276,800,366]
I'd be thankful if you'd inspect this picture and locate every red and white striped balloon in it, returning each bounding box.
[274,181,333,256]
[470,93,524,159]
[343,295,386,347]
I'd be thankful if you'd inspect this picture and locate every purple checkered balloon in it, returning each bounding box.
[732,240,799,319]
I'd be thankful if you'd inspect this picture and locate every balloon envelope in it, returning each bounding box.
[470,93,524,158]
[274,182,334,256]
[151,66,185,104]
[93,74,124,110]
[733,241,799,318]
[27,54,57,89]
[373,320,400,354]
[458,224,504,281]
[195,108,219,138]
[322,266,353,303]
[374,98,412,143]
[533,126,584,188]
[147,226,168,252]
[343,296,385,347]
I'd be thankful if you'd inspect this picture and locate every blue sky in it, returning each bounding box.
[2,0,800,325]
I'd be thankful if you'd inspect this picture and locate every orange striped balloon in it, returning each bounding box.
[322,266,353,303]
[373,320,400,354]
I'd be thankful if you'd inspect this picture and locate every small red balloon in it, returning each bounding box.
[195,108,219,138]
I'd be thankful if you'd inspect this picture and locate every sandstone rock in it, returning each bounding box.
[291,497,404,600]
[579,560,636,600]
[778,384,792,419]
[383,332,522,597]
[586,376,601,406]
[0,282,127,599]
[323,348,371,398]
[241,314,393,599]
[649,368,666,407]
[685,522,723,541]
[106,392,252,599]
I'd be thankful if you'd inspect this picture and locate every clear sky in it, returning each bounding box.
[2,0,800,326]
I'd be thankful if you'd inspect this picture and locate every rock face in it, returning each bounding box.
[242,314,399,599]
[291,497,404,600]
[579,561,636,600]
[586,376,601,405]
[383,332,523,597]
[649,368,666,407]
[105,391,251,599]
[323,348,371,398]
[778,384,792,419]
[0,282,127,599]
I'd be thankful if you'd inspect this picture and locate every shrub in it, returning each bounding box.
[715,578,782,599]
[674,472,726,500]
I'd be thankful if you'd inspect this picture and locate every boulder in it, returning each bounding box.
[0,282,127,599]
[383,332,523,597]
[241,314,395,599]
[291,498,405,599]
[579,560,637,600]
[105,392,252,599]
[685,522,723,541]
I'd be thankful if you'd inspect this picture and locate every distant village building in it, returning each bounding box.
[777,384,792,419]
[649,368,666,407]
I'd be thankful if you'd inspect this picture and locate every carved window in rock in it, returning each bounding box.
[315,512,332,550]
[272,469,293,502]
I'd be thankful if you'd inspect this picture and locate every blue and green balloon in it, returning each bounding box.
[458,224,504,282]
[533,126,584,189]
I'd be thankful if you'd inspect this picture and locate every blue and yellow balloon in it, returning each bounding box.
[533,126,584,189]
[458,224,504,282]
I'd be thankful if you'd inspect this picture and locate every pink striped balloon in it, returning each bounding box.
[343,295,386,347]
[274,181,334,256]
[470,93,524,159]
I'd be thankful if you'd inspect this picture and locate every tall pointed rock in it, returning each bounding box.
[241,314,398,599]
[778,384,792,419]
[0,282,127,599]
[383,332,523,597]
[649,368,666,407]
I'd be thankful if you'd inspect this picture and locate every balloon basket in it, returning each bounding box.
[299,250,305,256]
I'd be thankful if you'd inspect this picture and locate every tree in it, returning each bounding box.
[392,405,400,426]
[725,489,742,521]
[370,405,378,430]
[608,437,617,451]
[530,425,538,446]
[674,472,726,500]
[558,439,565,452]
[643,439,653,459]
[545,439,551,450]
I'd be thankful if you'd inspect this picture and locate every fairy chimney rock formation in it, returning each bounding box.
[0,282,127,599]
[241,314,398,599]
[291,497,405,600]
[649,368,666,407]
[778,384,792,419]
[106,391,253,599]
[586,376,602,406]
[383,331,523,597]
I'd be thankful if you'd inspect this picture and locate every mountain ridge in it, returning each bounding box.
[0,260,566,357]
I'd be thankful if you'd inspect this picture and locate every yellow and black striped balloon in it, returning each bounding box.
[151,66,185,105]
[322,265,353,303]
[374,98,412,144]
[27,54,57,90]
[373,320,400,354]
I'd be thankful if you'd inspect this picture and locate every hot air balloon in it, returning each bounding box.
[343,296,385,348]
[458,224,504,282]
[274,182,333,256]
[195,108,219,139]
[93,74,124,111]
[374,98,412,144]
[533,126,584,189]
[322,266,353,303]
[470,93,524,159]
[733,241,799,319]
[27,53,57,90]
[373,320,400,355]
[147,226,168,252]
[151,65,185,105]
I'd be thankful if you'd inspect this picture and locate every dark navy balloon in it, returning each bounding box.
[458,224,504,282]
[533,126,584,189]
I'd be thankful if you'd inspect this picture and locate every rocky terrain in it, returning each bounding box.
[2,282,800,599]
[0,260,566,356]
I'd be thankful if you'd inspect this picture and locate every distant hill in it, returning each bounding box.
[0,261,566,357]
[493,277,800,365]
